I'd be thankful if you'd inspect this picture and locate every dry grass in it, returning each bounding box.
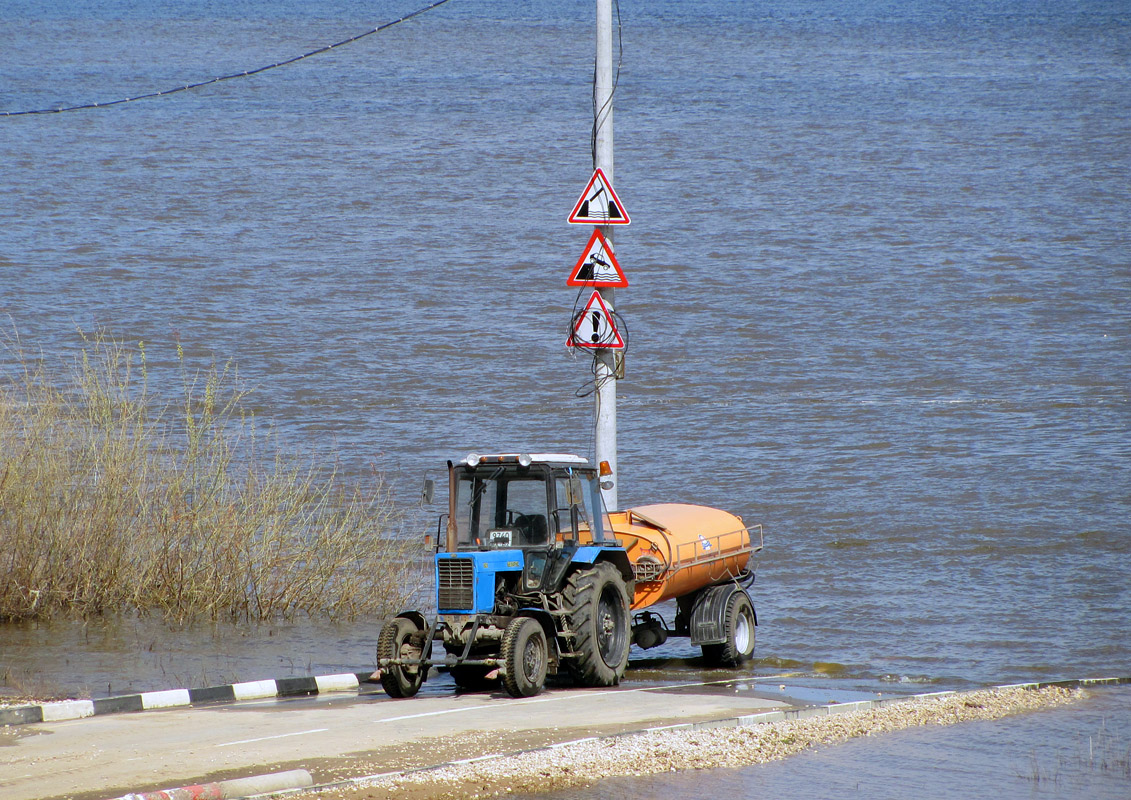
[1018,715,1131,785]
[0,666,77,704]
[0,329,420,623]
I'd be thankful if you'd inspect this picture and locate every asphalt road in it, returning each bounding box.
[0,675,802,800]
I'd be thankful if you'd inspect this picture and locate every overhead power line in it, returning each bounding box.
[1,0,454,117]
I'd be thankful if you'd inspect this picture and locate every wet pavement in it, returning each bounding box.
[0,674,806,800]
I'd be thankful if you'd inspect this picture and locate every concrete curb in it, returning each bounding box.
[109,769,313,800]
[0,672,379,727]
[254,675,1131,799]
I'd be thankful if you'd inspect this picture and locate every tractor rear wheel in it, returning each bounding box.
[564,562,630,687]
[377,617,426,698]
[701,590,756,667]
[501,617,548,698]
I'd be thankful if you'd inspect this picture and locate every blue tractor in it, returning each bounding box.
[377,453,638,698]
[377,452,762,698]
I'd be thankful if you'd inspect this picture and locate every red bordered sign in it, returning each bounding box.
[567,168,630,225]
[567,290,625,349]
[567,228,628,288]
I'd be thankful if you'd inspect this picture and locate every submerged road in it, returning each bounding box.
[0,675,803,800]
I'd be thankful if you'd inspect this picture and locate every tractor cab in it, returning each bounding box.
[447,453,610,552]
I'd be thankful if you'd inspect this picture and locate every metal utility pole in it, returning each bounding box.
[593,0,618,511]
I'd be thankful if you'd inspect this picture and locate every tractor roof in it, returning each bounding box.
[458,453,592,470]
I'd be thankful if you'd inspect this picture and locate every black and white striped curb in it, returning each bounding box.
[0,671,379,727]
[236,675,1131,800]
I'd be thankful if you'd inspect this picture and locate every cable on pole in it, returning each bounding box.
[567,284,628,399]
[590,0,623,169]
[1,0,455,117]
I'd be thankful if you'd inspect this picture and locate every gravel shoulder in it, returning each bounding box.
[300,686,1083,800]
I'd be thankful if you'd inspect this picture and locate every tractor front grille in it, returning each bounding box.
[437,557,475,610]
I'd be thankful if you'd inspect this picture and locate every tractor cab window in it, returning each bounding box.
[454,467,551,549]
[553,472,611,543]
[554,475,589,539]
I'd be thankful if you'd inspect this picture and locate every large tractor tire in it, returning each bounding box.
[701,590,756,667]
[377,617,426,698]
[501,617,548,698]
[564,562,631,687]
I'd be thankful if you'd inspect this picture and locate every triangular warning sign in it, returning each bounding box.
[568,168,630,225]
[567,290,625,349]
[567,229,628,288]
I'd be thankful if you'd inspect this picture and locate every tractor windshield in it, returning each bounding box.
[454,466,551,549]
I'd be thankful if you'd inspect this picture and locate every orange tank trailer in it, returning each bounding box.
[592,503,760,610]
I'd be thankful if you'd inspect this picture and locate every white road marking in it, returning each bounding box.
[342,771,405,785]
[448,753,504,764]
[380,704,496,722]
[374,674,795,724]
[215,728,328,747]
[548,736,597,748]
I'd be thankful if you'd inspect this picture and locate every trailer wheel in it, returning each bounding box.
[377,617,425,698]
[702,590,756,667]
[565,562,630,687]
[501,617,548,698]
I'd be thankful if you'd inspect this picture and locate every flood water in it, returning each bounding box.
[1,0,1129,796]
[528,685,1131,800]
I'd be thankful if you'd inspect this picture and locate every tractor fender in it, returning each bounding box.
[570,546,634,585]
[513,608,555,638]
[394,610,428,633]
[512,609,561,668]
[688,584,755,646]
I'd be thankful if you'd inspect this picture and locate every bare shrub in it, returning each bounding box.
[0,329,420,623]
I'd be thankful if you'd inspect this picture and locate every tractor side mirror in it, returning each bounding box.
[420,478,435,507]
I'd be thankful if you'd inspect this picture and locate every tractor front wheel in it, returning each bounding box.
[377,617,426,698]
[501,617,548,698]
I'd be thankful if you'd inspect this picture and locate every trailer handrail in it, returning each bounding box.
[664,523,763,578]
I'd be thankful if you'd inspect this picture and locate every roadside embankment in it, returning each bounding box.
[309,685,1082,800]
